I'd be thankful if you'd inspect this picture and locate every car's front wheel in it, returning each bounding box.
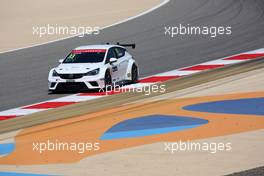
[104,70,112,90]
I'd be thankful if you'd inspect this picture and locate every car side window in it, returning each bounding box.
[105,48,117,64]
[114,47,126,58]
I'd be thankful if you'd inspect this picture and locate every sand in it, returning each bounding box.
[0,67,263,175]
[0,0,161,53]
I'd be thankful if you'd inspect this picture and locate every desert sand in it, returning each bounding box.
[0,66,263,176]
[0,0,161,53]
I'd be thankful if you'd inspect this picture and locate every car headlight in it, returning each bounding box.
[52,70,59,77]
[84,68,100,76]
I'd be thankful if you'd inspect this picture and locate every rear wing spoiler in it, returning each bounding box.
[117,42,136,49]
[106,42,136,49]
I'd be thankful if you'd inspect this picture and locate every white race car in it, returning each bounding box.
[48,43,138,92]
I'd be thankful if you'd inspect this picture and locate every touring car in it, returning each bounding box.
[48,43,138,92]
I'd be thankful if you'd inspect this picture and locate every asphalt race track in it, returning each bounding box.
[1,0,264,111]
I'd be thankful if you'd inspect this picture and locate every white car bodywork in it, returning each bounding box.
[48,44,138,91]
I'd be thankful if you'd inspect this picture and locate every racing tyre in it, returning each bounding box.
[131,64,138,83]
[104,70,112,90]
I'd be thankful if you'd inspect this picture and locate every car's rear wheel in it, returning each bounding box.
[131,64,138,83]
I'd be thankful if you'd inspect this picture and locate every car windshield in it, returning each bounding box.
[63,49,106,63]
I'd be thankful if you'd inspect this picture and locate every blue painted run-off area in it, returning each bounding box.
[101,115,208,140]
[0,143,15,156]
[0,172,56,176]
[184,97,264,116]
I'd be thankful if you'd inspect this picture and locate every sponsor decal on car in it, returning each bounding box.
[72,49,107,54]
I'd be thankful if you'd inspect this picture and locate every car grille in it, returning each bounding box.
[58,73,84,79]
[56,82,88,91]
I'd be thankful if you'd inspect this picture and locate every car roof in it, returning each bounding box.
[74,44,124,50]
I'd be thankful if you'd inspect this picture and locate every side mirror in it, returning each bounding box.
[58,59,64,64]
[109,58,118,64]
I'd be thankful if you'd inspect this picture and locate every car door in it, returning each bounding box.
[114,47,129,80]
[105,48,121,83]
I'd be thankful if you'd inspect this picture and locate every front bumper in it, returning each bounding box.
[48,75,105,90]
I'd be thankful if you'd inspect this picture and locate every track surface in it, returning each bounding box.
[227,166,264,176]
[1,0,264,111]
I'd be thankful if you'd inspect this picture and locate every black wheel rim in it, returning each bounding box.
[105,73,112,86]
[132,67,138,81]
